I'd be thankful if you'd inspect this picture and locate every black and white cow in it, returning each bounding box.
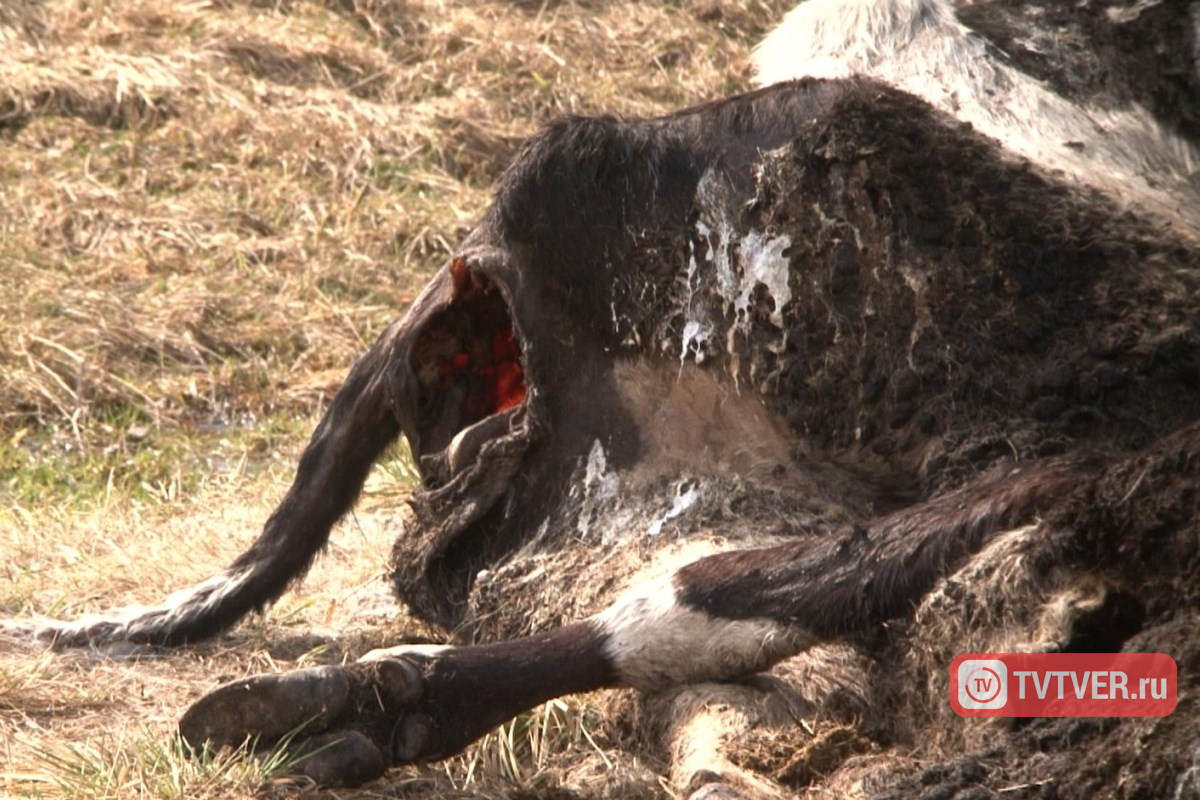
[15,0,1200,796]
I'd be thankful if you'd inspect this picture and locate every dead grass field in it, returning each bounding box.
[0,1,790,797]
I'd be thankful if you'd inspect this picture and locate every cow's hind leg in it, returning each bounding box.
[650,643,884,799]
[658,682,793,800]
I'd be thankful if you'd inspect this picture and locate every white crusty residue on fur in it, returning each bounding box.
[690,170,794,363]
[595,573,813,691]
[738,229,793,330]
[570,439,620,541]
[679,248,715,366]
[647,480,703,537]
[754,0,1200,228]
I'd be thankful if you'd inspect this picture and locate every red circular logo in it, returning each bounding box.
[965,666,1002,703]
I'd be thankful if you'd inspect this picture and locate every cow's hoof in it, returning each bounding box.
[180,658,427,786]
[179,665,352,751]
[287,731,388,786]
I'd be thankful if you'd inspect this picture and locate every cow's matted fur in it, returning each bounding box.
[10,1,1200,797]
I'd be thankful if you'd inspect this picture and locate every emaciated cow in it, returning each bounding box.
[12,1,1200,796]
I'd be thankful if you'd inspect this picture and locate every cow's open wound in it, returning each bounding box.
[410,263,527,484]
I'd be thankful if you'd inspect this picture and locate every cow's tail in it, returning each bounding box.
[11,334,404,648]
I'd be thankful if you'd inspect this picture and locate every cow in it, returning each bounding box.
[11,0,1200,796]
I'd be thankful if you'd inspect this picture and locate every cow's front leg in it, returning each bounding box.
[179,621,616,786]
[180,567,817,787]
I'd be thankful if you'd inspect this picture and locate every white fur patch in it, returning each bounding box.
[754,0,1200,229]
[596,575,813,691]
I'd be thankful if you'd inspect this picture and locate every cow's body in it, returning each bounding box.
[12,0,1200,796]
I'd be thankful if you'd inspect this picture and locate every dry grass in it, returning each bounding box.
[0,0,789,797]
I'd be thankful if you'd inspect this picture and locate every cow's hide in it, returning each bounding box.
[13,1,1200,798]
